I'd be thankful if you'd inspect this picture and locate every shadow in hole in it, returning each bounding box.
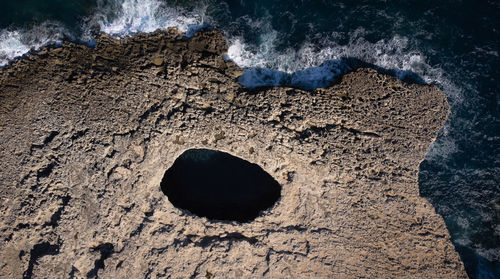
[161,148,281,223]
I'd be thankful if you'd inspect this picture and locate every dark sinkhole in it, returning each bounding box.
[160,148,281,222]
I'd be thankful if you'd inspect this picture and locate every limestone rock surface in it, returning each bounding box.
[0,28,467,278]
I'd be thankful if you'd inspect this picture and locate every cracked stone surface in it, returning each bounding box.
[0,28,467,278]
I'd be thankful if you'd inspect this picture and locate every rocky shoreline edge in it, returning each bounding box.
[0,28,466,278]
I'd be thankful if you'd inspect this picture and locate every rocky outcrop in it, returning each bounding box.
[0,28,466,278]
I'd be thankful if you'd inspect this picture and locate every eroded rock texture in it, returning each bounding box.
[0,28,467,278]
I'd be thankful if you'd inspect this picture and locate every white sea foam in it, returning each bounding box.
[0,0,207,66]
[0,30,32,66]
[0,22,68,66]
[228,25,462,99]
[90,0,206,36]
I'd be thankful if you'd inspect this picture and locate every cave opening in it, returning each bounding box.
[160,148,281,222]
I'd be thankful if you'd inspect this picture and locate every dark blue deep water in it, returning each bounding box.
[0,0,498,277]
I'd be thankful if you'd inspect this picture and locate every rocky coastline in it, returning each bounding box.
[0,28,467,278]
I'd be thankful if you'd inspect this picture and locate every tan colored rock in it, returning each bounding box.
[0,28,466,278]
[152,56,163,66]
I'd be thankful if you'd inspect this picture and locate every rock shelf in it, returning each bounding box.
[0,28,466,278]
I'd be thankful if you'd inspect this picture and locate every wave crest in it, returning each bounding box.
[90,0,206,36]
[0,21,69,66]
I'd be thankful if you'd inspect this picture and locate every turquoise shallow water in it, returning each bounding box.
[0,1,499,277]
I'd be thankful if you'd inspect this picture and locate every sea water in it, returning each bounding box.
[0,0,498,277]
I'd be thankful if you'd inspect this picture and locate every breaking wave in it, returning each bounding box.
[0,0,207,66]
[88,0,206,37]
[0,21,69,66]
